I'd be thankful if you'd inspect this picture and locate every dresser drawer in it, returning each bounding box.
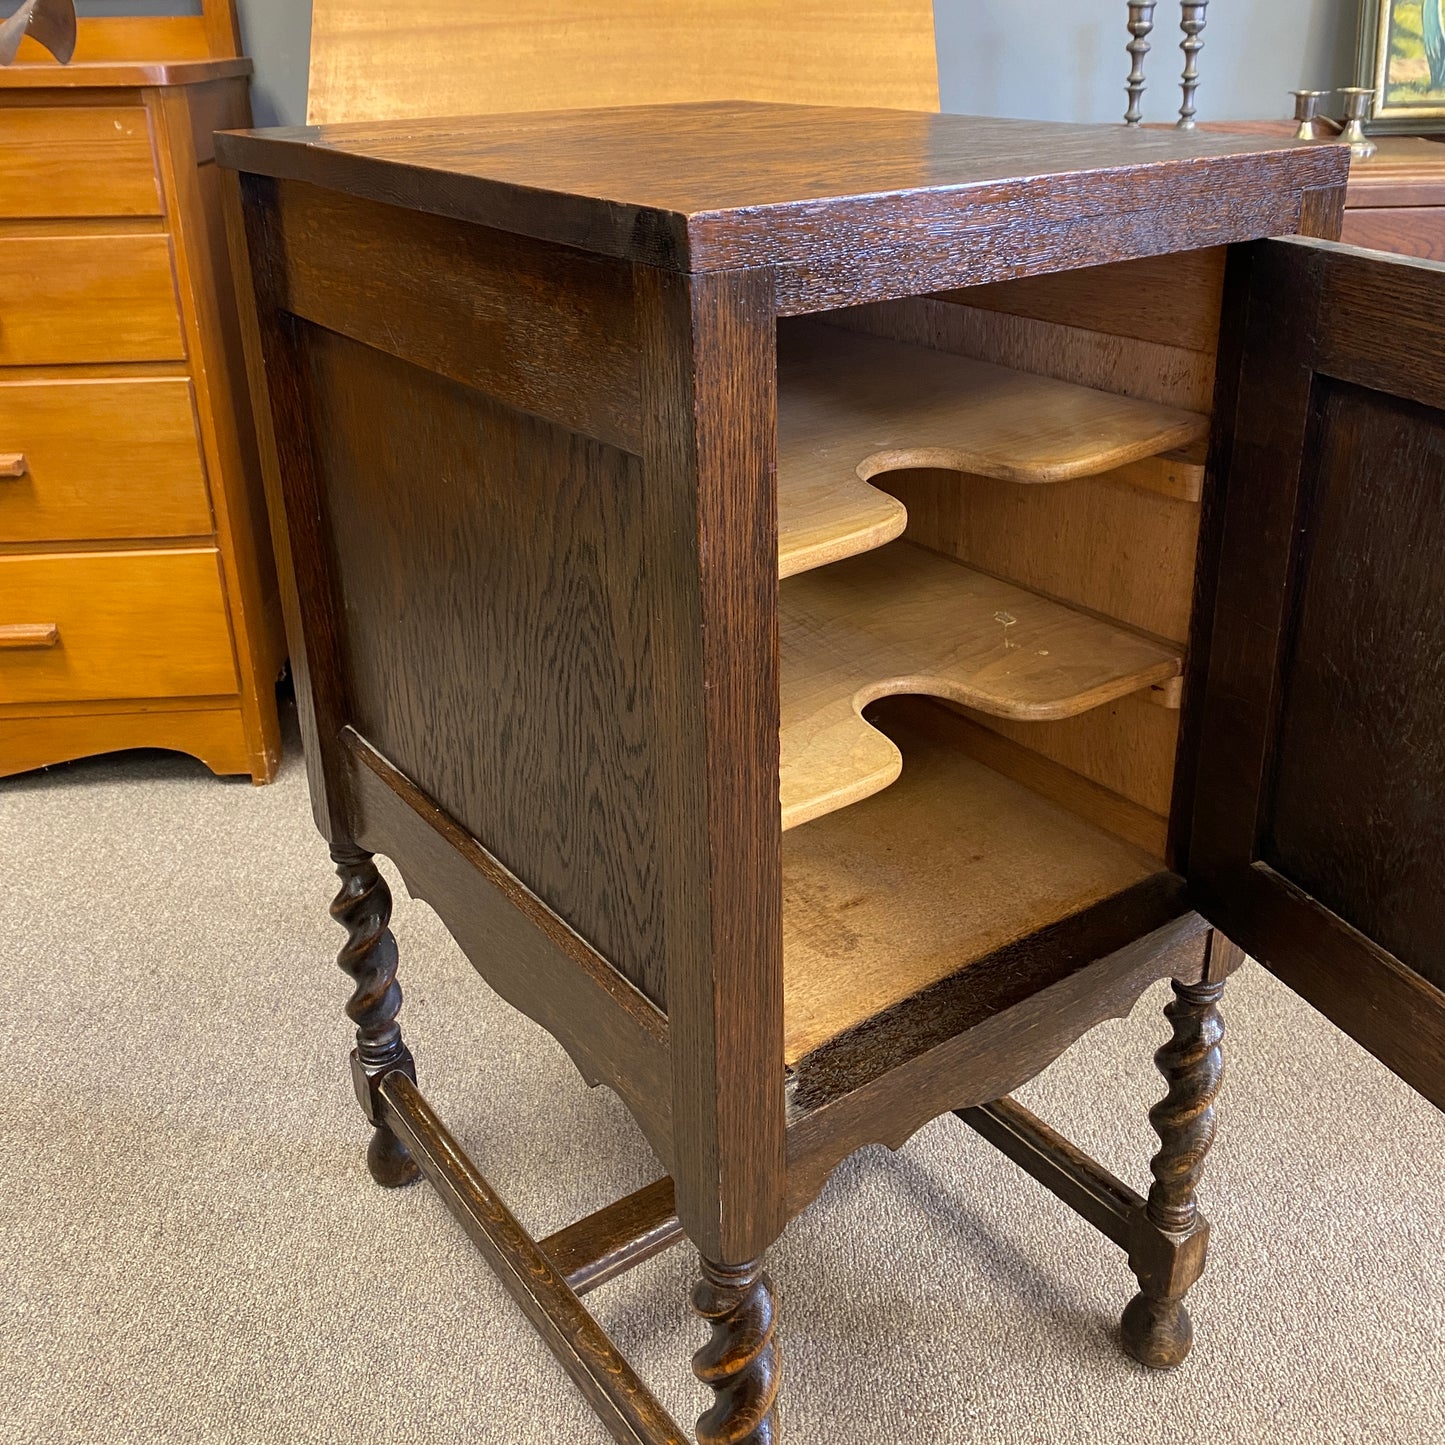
[0,107,163,219]
[0,549,237,704]
[0,378,211,542]
[0,235,185,365]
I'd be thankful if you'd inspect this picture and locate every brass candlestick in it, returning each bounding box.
[1290,90,1339,142]
[1176,2,1210,130]
[1339,87,1378,161]
[1125,3,1158,126]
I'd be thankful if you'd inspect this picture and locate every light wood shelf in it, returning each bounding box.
[774,321,1209,577]
[782,700,1165,1065]
[779,540,1182,830]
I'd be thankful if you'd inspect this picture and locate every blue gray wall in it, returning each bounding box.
[234,0,309,127]
[28,3,1361,132]
[934,0,1359,126]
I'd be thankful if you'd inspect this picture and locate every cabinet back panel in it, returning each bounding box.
[1264,378,1445,991]
[299,324,669,1009]
[934,249,1227,356]
[878,467,1201,645]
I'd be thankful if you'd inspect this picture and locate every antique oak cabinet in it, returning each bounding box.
[219,105,1444,1443]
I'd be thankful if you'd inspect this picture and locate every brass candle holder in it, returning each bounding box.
[1339,87,1378,161]
[1290,90,1337,142]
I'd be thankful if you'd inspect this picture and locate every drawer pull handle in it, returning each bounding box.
[0,623,59,650]
[0,453,27,479]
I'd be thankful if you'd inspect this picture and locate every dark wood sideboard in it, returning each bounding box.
[1343,135,1445,259]
[218,107,1445,1443]
[1200,123,1445,262]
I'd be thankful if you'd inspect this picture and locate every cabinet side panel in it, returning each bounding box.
[299,326,670,1009]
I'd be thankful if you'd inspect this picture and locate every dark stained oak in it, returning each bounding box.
[1266,383,1445,992]
[223,170,353,841]
[783,912,1212,1219]
[266,178,641,451]
[1186,238,1445,1111]
[691,1257,780,1445]
[216,103,1348,313]
[377,1073,690,1445]
[301,322,669,1006]
[343,732,675,1168]
[330,849,419,1188]
[539,1179,684,1298]
[636,263,786,1264]
[1120,977,1226,1370]
[219,99,1444,1443]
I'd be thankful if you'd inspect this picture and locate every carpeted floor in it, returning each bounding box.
[3,717,1442,1445]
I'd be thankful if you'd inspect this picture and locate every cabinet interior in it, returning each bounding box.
[776,248,1224,1076]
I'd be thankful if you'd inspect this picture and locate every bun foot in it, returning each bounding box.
[1121,1291,1193,1370]
[366,1125,421,1188]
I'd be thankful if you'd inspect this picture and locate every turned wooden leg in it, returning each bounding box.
[691,1256,780,1445]
[330,847,420,1188]
[1121,976,1226,1369]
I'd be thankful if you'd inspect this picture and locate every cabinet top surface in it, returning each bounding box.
[218,100,1349,275]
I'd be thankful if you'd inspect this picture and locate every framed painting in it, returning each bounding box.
[1359,0,1445,132]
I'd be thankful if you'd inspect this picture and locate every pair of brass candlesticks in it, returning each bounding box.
[1292,87,1378,161]
[1125,2,1211,129]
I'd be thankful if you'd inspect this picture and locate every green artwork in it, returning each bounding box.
[1382,1,1445,107]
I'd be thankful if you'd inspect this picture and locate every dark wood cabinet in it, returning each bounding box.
[218,105,1442,1443]
[1185,237,1445,1112]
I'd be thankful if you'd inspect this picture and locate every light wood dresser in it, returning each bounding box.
[0,1,284,783]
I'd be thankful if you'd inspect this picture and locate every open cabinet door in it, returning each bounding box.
[1184,237,1445,1111]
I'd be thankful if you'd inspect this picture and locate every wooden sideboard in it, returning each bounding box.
[1199,123,1445,262]
[220,103,1445,1442]
[0,4,284,782]
[1342,134,1445,259]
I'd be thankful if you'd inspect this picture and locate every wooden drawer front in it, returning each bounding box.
[0,549,237,704]
[0,235,185,365]
[0,107,162,219]
[0,378,211,542]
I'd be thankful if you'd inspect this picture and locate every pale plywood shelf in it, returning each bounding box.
[777,455,908,579]
[782,700,1164,1065]
[779,540,1182,830]
[769,317,1213,581]
[780,322,1208,563]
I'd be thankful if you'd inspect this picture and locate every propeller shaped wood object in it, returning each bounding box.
[0,0,78,66]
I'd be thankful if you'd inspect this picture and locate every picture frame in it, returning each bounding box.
[1357,0,1445,133]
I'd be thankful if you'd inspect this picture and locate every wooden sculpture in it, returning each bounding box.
[0,0,76,66]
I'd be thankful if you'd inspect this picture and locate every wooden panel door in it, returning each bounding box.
[1185,238,1445,1110]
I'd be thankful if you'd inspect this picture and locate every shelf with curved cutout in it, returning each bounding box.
[774,321,1209,579]
[778,453,908,579]
[779,540,1182,830]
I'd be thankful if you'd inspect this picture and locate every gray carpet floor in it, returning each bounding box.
[3,718,1442,1444]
